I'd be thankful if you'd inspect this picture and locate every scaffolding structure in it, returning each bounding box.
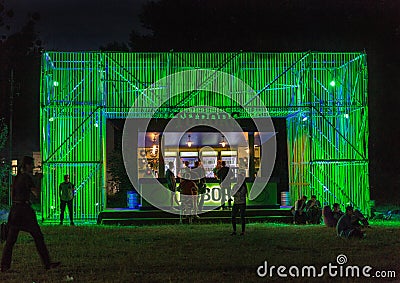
[40,52,369,221]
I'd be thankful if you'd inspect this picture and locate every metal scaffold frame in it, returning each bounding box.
[40,51,369,221]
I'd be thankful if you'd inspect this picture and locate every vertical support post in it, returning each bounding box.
[248,132,255,178]
[307,54,313,196]
[158,133,165,178]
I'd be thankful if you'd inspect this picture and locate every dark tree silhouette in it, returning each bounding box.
[0,119,8,206]
[100,41,130,52]
[0,1,42,157]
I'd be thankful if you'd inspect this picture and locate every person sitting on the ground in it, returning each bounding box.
[336,206,366,239]
[305,195,322,224]
[351,208,370,228]
[293,195,307,224]
[322,205,335,227]
[332,203,344,225]
[323,203,344,227]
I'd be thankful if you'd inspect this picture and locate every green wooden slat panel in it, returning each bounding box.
[40,51,369,220]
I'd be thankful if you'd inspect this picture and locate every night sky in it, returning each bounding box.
[8,0,151,50]
[2,0,399,204]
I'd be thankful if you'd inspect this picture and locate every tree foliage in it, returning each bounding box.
[0,119,9,208]
[100,41,130,52]
[107,148,134,208]
[0,0,42,122]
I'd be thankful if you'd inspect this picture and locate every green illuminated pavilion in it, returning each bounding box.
[40,52,369,221]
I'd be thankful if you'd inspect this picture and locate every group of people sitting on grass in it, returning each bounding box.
[292,195,323,225]
[293,195,370,239]
[325,203,370,239]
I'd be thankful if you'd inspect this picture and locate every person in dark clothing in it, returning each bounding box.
[293,195,307,224]
[165,162,179,210]
[216,161,233,210]
[332,203,344,225]
[179,161,191,179]
[178,172,199,220]
[323,203,344,227]
[305,195,322,224]
[193,160,206,212]
[213,160,222,178]
[59,174,75,225]
[336,206,367,239]
[231,171,247,235]
[351,208,370,228]
[322,205,335,227]
[1,156,60,272]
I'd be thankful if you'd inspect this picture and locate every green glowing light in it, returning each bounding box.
[40,51,370,221]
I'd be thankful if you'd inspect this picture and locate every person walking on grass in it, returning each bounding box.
[59,174,75,226]
[231,171,247,236]
[1,156,60,272]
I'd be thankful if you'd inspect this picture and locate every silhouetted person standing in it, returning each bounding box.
[217,161,232,210]
[332,203,344,225]
[1,156,60,272]
[59,174,75,226]
[193,160,206,212]
[231,171,247,235]
[165,162,179,209]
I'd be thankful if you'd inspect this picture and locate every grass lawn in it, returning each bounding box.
[0,221,399,282]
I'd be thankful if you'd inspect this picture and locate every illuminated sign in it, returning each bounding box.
[221,151,237,156]
[201,151,218,156]
[180,152,199,157]
[140,181,277,210]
